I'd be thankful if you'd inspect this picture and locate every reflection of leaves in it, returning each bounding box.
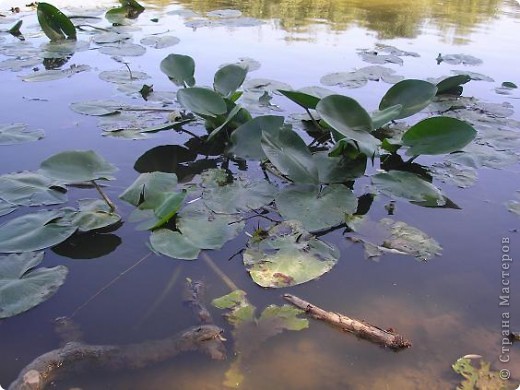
[0,252,68,318]
[52,233,121,259]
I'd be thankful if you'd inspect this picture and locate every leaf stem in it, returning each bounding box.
[305,107,322,131]
[91,180,116,212]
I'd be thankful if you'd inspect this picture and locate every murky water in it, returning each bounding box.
[0,0,519,389]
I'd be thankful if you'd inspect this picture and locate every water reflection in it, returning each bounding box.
[146,0,506,40]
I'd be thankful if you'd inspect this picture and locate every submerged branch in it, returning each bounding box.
[283,294,412,351]
[8,325,225,390]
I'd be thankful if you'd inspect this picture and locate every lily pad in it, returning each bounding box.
[243,220,339,288]
[430,162,477,188]
[39,150,117,183]
[229,115,285,160]
[177,87,227,117]
[0,252,68,318]
[160,53,195,87]
[372,170,445,205]
[402,116,476,156]
[99,70,150,84]
[0,171,67,206]
[0,123,44,145]
[149,229,200,260]
[352,217,442,261]
[437,53,483,65]
[20,65,90,82]
[0,210,77,253]
[140,35,180,49]
[261,127,319,184]
[213,64,247,98]
[202,172,276,213]
[37,2,76,41]
[93,32,131,44]
[99,42,146,57]
[379,79,437,119]
[275,184,357,232]
[119,172,179,207]
[70,100,123,116]
[62,199,121,232]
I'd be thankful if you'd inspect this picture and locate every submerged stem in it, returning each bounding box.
[201,252,239,292]
[304,107,322,131]
[91,180,116,212]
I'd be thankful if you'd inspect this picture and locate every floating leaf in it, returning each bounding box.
[379,79,437,119]
[202,173,276,213]
[160,53,195,87]
[261,128,319,184]
[99,70,150,84]
[0,200,17,217]
[63,199,121,232]
[214,64,247,98]
[437,53,483,65]
[276,184,357,232]
[39,150,117,183]
[243,220,339,288]
[70,100,122,116]
[0,123,44,145]
[229,115,285,160]
[313,151,367,183]
[0,171,67,206]
[176,202,245,250]
[119,172,178,207]
[0,210,77,253]
[402,117,476,156]
[430,162,477,188]
[0,252,68,318]
[451,70,494,82]
[352,217,442,261]
[140,35,180,49]
[320,66,403,88]
[358,51,403,65]
[20,65,90,82]
[177,87,227,117]
[372,170,445,205]
[99,42,146,57]
[37,2,76,41]
[93,32,131,44]
[371,105,403,129]
[150,229,200,260]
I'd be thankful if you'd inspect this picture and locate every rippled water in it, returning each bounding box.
[0,0,519,389]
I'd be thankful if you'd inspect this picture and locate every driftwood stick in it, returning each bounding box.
[283,294,411,351]
[183,279,227,360]
[9,324,225,390]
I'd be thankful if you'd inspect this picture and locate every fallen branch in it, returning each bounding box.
[9,325,224,390]
[283,294,411,351]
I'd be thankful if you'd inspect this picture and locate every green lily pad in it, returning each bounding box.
[261,127,319,184]
[39,150,117,183]
[316,94,379,157]
[70,100,122,116]
[0,171,67,206]
[313,151,367,183]
[402,116,476,156]
[63,199,121,232]
[0,252,68,318]
[229,115,285,160]
[379,79,437,119]
[437,53,482,65]
[430,162,477,188]
[372,170,445,205]
[243,220,339,288]
[202,171,276,213]
[277,89,321,110]
[119,172,179,207]
[176,201,245,250]
[160,53,195,87]
[140,35,180,49]
[99,43,146,57]
[214,64,247,98]
[0,210,77,253]
[275,184,357,232]
[150,229,200,260]
[99,70,150,84]
[0,200,17,217]
[20,65,90,82]
[0,123,44,145]
[93,32,131,44]
[177,87,227,117]
[352,217,442,261]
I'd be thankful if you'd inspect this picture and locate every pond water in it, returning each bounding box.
[0,0,519,389]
